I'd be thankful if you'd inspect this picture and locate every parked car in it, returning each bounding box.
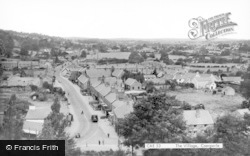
[91,115,98,122]
[81,89,90,96]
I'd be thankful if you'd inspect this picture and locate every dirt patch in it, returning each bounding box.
[167,89,246,121]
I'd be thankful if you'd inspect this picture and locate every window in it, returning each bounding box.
[194,125,197,127]
[132,87,134,90]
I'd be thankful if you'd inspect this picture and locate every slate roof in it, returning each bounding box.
[125,78,138,86]
[25,107,51,120]
[78,74,89,84]
[90,79,102,88]
[105,92,117,104]
[86,69,111,78]
[183,110,214,125]
[112,69,124,78]
[99,85,111,97]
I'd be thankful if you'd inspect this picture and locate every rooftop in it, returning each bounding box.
[183,110,214,125]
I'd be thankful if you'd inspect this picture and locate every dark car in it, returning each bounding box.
[91,115,98,122]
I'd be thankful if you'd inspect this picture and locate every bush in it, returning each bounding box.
[30,85,38,91]
[42,81,53,91]
[182,102,192,110]
[241,100,250,109]
[38,93,47,101]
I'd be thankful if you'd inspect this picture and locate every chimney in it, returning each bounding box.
[195,109,200,118]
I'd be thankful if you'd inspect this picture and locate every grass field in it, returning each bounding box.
[167,89,246,121]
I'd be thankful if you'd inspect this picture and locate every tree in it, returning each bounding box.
[42,81,53,90]
[20,47,29,56]
[240,80,250,99]
[51,97,61,114]
[182,102,192,110]
[0,30,14,57]
[39,98,81,156]
[160,51,172,65]
[170,81,177,91]
[212,114,250,156]
[2,94,23,140]
[80,50,87,58]
[199,46,208,55]
[30,85,38,91]
[54,56,60,64]
[145,81,156,93]
[220,49,231,56]
[118,93,186,152]
[128,52,144,64]
[241,100,250,109]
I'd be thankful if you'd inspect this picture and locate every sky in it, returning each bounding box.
[0,0,250,39]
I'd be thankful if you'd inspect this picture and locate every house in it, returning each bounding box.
[77,74,89,90]
[183,109,214,136]
[235,109,250,117]
[221,77,243,85]
[86,52,131,60]
[104,92,117,107]
[18,61,39,69]
[89,79,101,93]
[0,61,18,70]
[23,101,68,135]
[149,78,168,90]
[191,73,220,89]
[104,77,124,89]
[23,121,43,135]
[85,69,111,78]
[99,84,112,98]
[208,50,222,55]
[1,76,41,89]
[125,78,142,90]
[112,69,125,79]
[174,73,197,84]
[144,75,156,81]
[168,55,187,63]
[222,86,235,96]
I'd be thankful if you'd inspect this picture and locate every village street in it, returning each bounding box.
[54,66,121,151]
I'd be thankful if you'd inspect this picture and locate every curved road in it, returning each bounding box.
[55,66,118,151]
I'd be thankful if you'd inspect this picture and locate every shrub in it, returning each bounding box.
[30,85,38,91]
[38,93,47,101]
[241,100,250,109]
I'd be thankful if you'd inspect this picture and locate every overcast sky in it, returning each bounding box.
[1,0,250,39]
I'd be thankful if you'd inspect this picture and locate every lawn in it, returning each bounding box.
[167,89,246,121]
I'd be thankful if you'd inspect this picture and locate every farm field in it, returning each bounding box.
[167,89,246,121]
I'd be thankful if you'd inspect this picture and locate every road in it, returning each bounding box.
[54,66,119,151]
